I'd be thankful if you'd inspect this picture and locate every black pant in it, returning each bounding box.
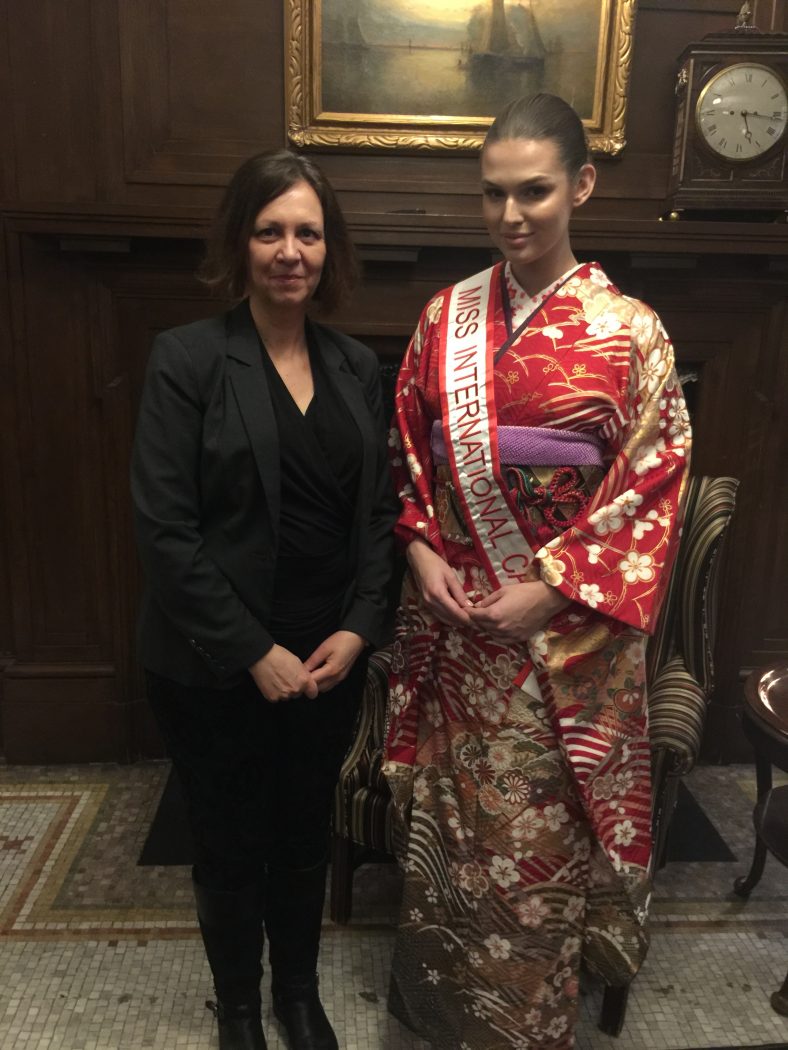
[146,656,366,891]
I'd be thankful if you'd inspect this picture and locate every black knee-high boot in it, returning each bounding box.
[193,873,268,1050]
[266,860,337,1050]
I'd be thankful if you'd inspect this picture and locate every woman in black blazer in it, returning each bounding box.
[131,151,395,1050]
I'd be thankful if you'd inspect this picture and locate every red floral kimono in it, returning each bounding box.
[384,261,690,1048]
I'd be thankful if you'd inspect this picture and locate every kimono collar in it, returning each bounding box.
[504,261,583,331]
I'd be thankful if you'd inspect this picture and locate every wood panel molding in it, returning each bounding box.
[117,0,285,187]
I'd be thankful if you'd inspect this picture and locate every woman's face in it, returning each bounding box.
[481,137,595,292]
[246,179,327,311]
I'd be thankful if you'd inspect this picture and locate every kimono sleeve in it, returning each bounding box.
[389,296,446,555]
[534,305,691,633]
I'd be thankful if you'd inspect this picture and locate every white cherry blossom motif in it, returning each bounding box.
[489,653,517,690]
[448,815,468,842]
[613,819,636,846]
[529,629,549,661]
[512,807,546,841]
[587,543,603,565]
[546,1015,569,1039]
[660,394,691,447]
[586,311,623,339]
[632,509,659,541]
[460,673,487,706]
[618,550,655,584]
[484,933,512,960]
[471,997,491,1020]
[413,774,430,803]
[424,968,440,985]
[555,275,583,298]
[489,855,520,888]
[606,924,626,948]
[563,897,585,923]
[544,802,570,831]
[578,582,604,609]
[614,489,643,517]
[424,698,444,727]
[389,683,411,716]
[639,345,668,394]
[588,266,612,288]
[516,894,550,928]
[445,631,463,659]
[541,325,563,341]
[389,640,405,673]
[592,773,616,801]
[538,551,567,587]
[477,689,507,724]
[458,862,489,898]
[588,502,624,536]
[406,452,423,479]
[426,296,443,325]
[631,438,665,477]
[468,564,491,595]
[468,950,483,969]
[615,769,634,795]
[630,309,655,344]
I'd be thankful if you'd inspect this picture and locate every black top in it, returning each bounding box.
[260,334,363,651]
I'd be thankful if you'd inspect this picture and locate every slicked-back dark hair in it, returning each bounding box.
[484,93,590,178]
[199,149,358,313]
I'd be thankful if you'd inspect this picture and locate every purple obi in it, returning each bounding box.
[430,420,605,468]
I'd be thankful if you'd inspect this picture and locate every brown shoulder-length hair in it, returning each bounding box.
[198,150,358,313]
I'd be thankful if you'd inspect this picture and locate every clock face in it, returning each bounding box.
[696,62,788,161]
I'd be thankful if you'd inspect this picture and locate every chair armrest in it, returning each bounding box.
[648,655,708,776]
[333,646,393,839]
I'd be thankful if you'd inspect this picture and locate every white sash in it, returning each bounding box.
[439,265,535,588]
[438,265,542,695]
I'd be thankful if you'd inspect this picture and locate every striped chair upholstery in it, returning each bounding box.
[330,477,739,973]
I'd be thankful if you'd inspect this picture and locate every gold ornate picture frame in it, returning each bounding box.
[286,0,636,155]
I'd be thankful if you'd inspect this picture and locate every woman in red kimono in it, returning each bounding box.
[384,94,691,1048]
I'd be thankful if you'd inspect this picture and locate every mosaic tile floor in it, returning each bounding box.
[0,762,786,1049]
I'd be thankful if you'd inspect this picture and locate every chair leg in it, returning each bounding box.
[734,748,773,898]
[771,969,788,1016]
[599,984,630,1036]
[329,833,354,925]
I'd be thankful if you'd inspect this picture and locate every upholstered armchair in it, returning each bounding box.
[330,474,739,1034]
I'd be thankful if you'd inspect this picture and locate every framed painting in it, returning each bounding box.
[286,0,637,155]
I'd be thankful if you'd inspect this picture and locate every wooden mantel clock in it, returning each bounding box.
[668,19,788,214]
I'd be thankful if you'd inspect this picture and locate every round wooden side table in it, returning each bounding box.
[732,663,788,1016]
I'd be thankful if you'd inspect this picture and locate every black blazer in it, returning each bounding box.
[131,299,396,688]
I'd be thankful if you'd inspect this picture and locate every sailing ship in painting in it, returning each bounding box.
[321,0,596,120]
[468,0,545,70]
[325,0,546,69]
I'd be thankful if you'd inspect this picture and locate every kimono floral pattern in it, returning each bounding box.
[384,263,690,1048]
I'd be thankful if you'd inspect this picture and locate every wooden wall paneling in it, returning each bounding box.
[0,2,16,202]
[6,0,98,204]
[0,220,18,752]
[117,0,285,191]
[1,234,122,761]
[732,285,788,673]
[90,0,128,204]
[644,273,788,760]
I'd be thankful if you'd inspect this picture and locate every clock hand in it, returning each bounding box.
[741,110,752,139]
